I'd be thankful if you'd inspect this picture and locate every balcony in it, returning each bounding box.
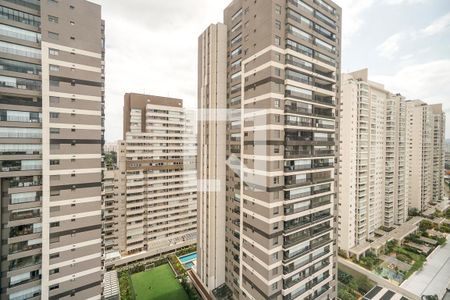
[1,161,42,172]
[285,148,334,159]
[285,172,332,188]
[284,160,334,172]
[3,0,40,10]
[284,184,331,200]
[8,177,41,188]
[0,76,41,91]
[9,254,41,271]
[10,208,41,221]
[10,223,41,238]
[9,239,41,254]
[285,105,335,120]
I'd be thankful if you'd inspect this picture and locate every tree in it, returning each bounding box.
[338,270,353,284]
[354,276,374,294]
[409,208,420,216]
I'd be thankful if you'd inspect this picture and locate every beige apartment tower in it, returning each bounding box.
[338,69,407,253]
[198,0,342,299]
[0,0,105,299]
[406,101,446,212]
[107,93,197,266]
[197,24,228,291]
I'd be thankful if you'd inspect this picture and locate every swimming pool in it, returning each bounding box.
[178,252,197,264]
[178,252,197,270]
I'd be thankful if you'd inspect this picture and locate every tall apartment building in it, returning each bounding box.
[0,0,105,299]
[338,69,407,253]
[109,93,197,266]
[430,104,445,203]
[406,100,446,212]
[197,24,228,291]
[198,0,341,299]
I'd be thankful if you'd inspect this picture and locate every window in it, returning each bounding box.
[50,253,59,259]
[50,222,59,228]
[50,190,60,196]
[50,112,59,118]
[49,284,59,291]
[274,99,280,108]
[48,31,59,40]
[0,6,41,27]
[0,24,41,42]
[48,0,59,3]
[49,268,59,275]
[275,20,281,30]
[231,8,242,21]
[69,5,75,9]
[50,80,59,87]
[50,159,60,165]
[275,35,281,46]
[70,21,75,25]
[0,41,41,59]
[50,65,60,72]
[70,36,75,40]
[274,67,281,77]
[49,48,59,56]
[50,128,60,134]
[275,4,281,14]
[48,15,58,23]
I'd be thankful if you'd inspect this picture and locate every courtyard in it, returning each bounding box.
[130,264,189,300]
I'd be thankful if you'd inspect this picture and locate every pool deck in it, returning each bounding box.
[401,235,450,299]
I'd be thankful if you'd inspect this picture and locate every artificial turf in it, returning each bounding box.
[131,264,189,300]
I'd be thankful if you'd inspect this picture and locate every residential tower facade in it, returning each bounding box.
[0,0,105,299]
[109,93,197,266]
[338,69,407,253]
[198,0,342,299]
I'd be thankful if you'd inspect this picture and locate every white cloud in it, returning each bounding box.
[333,0,375,46]
[420,12,450,36]
[376,32,408,59]
[102,0,229,141]
[383,0,428,4]
[372,60,450,137]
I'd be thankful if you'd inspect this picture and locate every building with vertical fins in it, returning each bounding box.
[0,0,105,299]
[197,23,228,292]
[197,0,342,299]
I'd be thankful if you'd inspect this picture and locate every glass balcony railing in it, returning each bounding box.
[3,0,40,10]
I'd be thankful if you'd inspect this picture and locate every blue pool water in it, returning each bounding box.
[184,262,194,269]
[178,252,197,264]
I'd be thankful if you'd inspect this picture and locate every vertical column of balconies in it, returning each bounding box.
[282,2,339,299]
[224,4,243,298]
[0,1,43,299]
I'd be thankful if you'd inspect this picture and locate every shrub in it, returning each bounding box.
[180,276,201,300]
[338,270,353,284]
[119,271,133,300]
[176,245,197,256]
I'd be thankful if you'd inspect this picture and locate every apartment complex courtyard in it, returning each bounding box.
[343,217,449,286]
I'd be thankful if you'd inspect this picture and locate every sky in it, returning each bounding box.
[97,0,450,142]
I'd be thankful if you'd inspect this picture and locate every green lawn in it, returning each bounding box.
[131,264,189,300]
